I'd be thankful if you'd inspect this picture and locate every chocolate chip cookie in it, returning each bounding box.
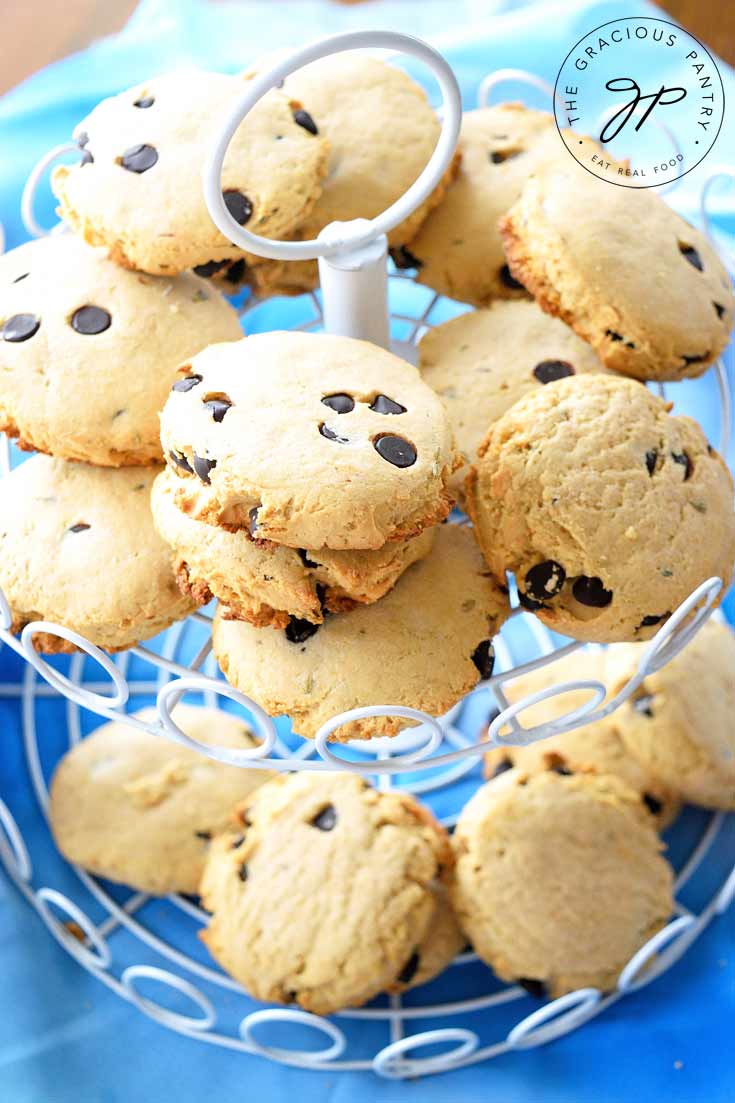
[52,71,328,275]
[500,163,734,380]
[160,331,458,550]
[212,523,509,741]
[0,234,242,465]
[466,373,735,642]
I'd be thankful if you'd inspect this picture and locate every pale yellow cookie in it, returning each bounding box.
[49,706,274,895]
[200,772,452,1014]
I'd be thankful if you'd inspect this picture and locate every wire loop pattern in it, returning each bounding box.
[1,53,734,1077]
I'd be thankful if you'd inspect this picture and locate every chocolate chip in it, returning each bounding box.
[193,259,228,278]
[237,862,248,882]
[524,560,566,602]
[120,143,158,173]
[70,305,111,335]
[68,523,90,534]
[396,951,420,985]
[298,549,318,569]
[551,764,573,776]
[390,246,423,270]
[532,360,575,384]
[499,264,524,290]
[643,793,662,815]
[491,757,513,778]
[248,507,260,537]
[633,694,654,718]
[225,259,246,284]
[671,451,693,480]
[471,639,495,680]
[645,449,658,475]
[230,833,246,849]
[2,314,40,342]
[518,978,546,999]
[679,243,703,271]
[490,149,519,163]
[204,397,232,422]
[714,302,726,320]
[572,576,612,608]
[169,449,193,474]
[311,804,337,831]
[194,829,211,841]
[76,130,89,148]
[319,423,349,443]
[374,434,416,468]
[12,273,29,284]
[223,190,253,226]
[192,454,216,484]
[293,108,318,135]
[605,329,636,348]
[172,374,202,392]
[682,353,709,366]
[370,394,407,415]
[134,95,155,108]
[321,393,354,414]
[285,617,319,644]
[638,612,670,629]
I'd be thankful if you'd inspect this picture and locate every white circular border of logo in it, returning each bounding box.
[553,17,725,188]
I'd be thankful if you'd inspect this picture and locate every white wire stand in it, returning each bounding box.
[1,47,734,1079]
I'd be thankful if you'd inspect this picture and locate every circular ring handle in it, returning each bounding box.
[478,68,558,109]
[239,1008,346,1063]
[314,704,444,765]
[202,30,461,261]
[121,965,216,1031]
[637,577,721,676]
[487,679,607,749]
[0,797,32,882]
[507,988,601,1049]
[20,621,129,710]
[21,142,82,238]
[156,675,278,765]
[35,887,111,970]
[373,1028,479,1079]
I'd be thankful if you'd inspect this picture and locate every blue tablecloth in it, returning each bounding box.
[1,1,734,1100]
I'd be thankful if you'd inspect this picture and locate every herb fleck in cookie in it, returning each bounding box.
[220,55,457,297]
[0,457,194,652]
[451,770,674,997]
[483,649,679,830]
[52,71,329,275]
[212,524,509,741]
[606,619,735,811]
[49,706,273,895]
[404,104,562,306]
[419,300,605,497]
[500,163,734,380]
[152,468,434,626]
[160,331,458,550]
[0,235,242,466]
[200,772,453,1014]
[466,373,735,643]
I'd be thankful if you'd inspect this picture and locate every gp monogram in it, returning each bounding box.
[554,17,725,187]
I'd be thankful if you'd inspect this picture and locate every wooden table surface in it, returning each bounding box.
[0,0,733,98]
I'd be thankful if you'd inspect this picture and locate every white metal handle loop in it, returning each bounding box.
[21,142,82,239]
[487,679,607,749]
[239,1008,346,1063]
[156,675,278,764]
[506,988,601,1049]
[616,915,697,993]
[314,704,444,766]
[0,797,32,882]
[121,965,216,1031]
[35,887,111,970]
[478,68,557,110]
[373,1027,479,1079]
[19,621,129,710]
[715,863,735,915]
[203,30,461,262]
